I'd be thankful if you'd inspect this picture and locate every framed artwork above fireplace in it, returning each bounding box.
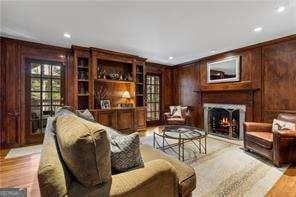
[207,56,240,83]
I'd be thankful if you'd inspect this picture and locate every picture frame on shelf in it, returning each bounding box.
[101,100,111,109]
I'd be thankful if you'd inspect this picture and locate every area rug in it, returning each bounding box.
[5,144,43,159]
[141,127,287,197]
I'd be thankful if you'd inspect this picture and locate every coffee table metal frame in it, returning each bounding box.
[153,125,207,161]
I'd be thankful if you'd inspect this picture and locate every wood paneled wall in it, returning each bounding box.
[172,35,296,127]
[1,37,73,148]
[261,38,296,122]
[1,35,295,147]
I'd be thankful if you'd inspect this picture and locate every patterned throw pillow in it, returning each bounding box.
[109,132,144,172]
[272,119,295,132]
[76,109,95,122]
[170,105,182,117]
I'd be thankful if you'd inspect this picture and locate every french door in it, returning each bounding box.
[25,59,64,143]
[146,74,161,125]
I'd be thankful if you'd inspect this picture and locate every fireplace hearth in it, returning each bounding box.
[204,103,246,140]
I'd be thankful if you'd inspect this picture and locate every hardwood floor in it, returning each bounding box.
[0,128,295,197]
[266,164,296,197]
[0,153,40,197]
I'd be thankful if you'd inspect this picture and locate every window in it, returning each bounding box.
[146,74,161,122]
[27,60,64,134]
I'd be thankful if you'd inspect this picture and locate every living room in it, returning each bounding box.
[1,1,296,197]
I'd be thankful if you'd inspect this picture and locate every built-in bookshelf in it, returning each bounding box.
[73,46,92,110]
[96,59,133,82]
[72,46,147,132]
[136,62,145,107]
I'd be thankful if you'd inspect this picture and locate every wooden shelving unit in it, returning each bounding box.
[95,78,133,84]
[73,46,92,110]
[73,46,147,132]
[135,61,145,107]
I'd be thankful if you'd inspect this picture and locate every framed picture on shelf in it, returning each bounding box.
[101,100,111,109]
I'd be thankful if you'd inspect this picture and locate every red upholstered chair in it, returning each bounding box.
[163,106,192,125]
[244,113,296,167]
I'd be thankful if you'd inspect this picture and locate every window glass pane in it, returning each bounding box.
[155,77,159,84]
[31,78,41,91]
[42,79,51,91]
[52,79,61,91]
[156,112,160,119]
[151,94,156,102]
[52,92,61,100]
[43,64,51,77]
[42,92,51,101]
[31,92,41,105]
[146,76,151,84]
[155,94,159,102]
[155,85,159,93]
[31,63,41,76]
[147,85,152,93]
[52,65,61,76]
[52,100,61,105]
[42,99,51,106]
[151,85,155,93]
[42,106,52,115]
[155,104,159,111]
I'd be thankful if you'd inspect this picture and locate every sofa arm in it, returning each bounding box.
[244,122,272,133]
[110,159,179,197]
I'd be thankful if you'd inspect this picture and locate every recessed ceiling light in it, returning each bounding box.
[63,33,71,38]
[277,6,286,12]
[253,27,263,32]
[210,50,216,53]
[169,56,174,60]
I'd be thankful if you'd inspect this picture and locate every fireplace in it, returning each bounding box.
[204,103,246,139]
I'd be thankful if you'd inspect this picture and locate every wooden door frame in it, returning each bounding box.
[24,58,66,144]
[20,46,70,145]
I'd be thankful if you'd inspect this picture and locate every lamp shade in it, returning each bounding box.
[122,91,131,99]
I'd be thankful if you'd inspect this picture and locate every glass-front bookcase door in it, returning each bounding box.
[146,74,161,125]
[26,59,64,142]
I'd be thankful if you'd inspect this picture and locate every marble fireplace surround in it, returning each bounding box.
[203,103,246,140]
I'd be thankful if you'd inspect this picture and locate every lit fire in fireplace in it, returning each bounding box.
[220,117,230,126]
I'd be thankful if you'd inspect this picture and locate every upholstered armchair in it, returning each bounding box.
[163,106,192,125]
[244,113,296,167]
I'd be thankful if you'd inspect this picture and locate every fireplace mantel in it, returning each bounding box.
[194,81,260,93]
[203,103,246,111]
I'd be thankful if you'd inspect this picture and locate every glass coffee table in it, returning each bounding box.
[153,125,207,161]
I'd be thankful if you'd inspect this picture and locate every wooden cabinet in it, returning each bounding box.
[135,107,146,131]
[117,109,134,132]
[97,109,117,129]
[94,108,146,133]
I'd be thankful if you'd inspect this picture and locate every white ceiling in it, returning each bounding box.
[1,1,296,65]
